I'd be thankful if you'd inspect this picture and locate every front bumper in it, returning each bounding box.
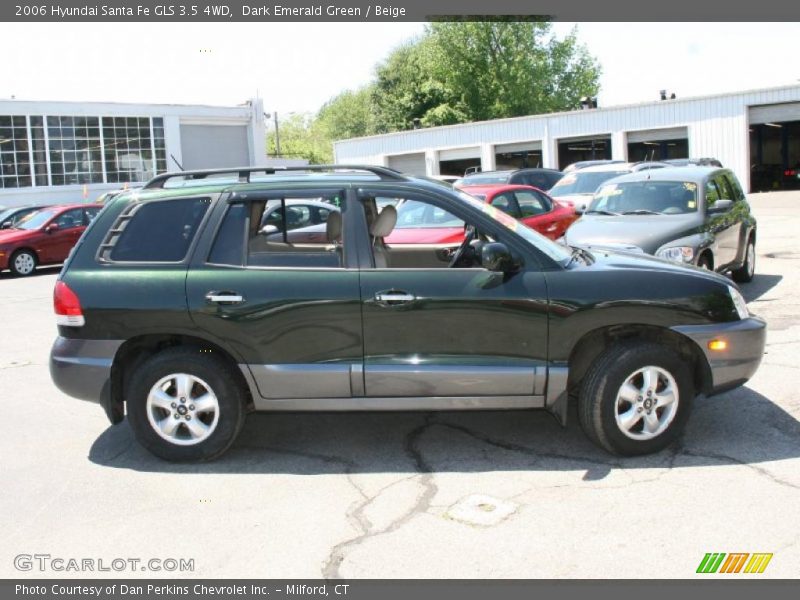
[50,337,124,421]
[672,316,767,395]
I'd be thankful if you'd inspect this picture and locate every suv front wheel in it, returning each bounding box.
[578,342,694,455]
[127,347,246,461]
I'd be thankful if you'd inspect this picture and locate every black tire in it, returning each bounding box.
[127,347,246,462]
[578,342,694,456]
[732,237,755,283]
[696,252,712,271]
[9,249,37,276]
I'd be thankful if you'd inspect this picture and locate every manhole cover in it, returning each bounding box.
[446,494,517,527]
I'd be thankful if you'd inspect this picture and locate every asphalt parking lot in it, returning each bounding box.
[1,191,798,579]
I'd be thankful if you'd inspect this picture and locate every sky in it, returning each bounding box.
[1,22,797,115]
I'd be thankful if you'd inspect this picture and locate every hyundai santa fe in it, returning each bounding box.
[49,166,766,462]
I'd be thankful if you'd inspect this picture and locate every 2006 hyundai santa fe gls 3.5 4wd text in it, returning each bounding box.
[49,166,766,462]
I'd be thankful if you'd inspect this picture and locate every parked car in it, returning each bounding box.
[454,168,564,191]
[563,159,626,173]
[459,184,578,240]
[562,167,756,282]
[0,204,102,276]
[50,165,765,461]
[0,205,47,229]
[549,163,636,211]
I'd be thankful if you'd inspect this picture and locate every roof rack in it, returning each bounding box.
[142,164,408,189]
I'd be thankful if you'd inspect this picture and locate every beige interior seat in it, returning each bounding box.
[370,205,397,268]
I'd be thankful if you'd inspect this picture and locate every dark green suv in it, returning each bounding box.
[49,166,766,462]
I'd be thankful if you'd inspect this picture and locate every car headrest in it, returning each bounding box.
[370,205,397,238]
[326,211,342,242]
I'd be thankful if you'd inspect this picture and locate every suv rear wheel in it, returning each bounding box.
[127,347,246,462]
[578,342,693,455]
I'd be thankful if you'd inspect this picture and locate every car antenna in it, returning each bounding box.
[170,154,185,171]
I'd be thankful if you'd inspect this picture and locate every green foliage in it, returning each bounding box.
[375,21,601,128]
[266,113,332,164]
[317,86,379,141]
[266,21,601,162]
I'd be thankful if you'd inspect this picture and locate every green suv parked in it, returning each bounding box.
[50,166,766,462]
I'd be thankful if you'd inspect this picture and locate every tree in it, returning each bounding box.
[374,21,601,128]
[316,86,378,141]
[266,113,332,164]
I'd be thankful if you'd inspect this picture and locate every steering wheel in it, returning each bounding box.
[448,225,478,268]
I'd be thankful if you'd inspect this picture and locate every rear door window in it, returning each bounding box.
[209,193,344,269]
[489,193,521,217]
[514,190,551,216]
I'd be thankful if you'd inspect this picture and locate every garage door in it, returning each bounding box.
[180,124,249,170]
[749,103,800,125]
[495,141,542,153]
[439,147,481,161]
[387,152,426,175]
[627,127,688,143]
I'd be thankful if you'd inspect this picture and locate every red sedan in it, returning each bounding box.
[383,185,577,245]
[459,184,578,240]
[0,204,102,276]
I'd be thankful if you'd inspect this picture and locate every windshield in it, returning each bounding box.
[589,181,699,214]
[0,208,16,223]
[456,191,571,263]
[460,173,511,185]
[550,171,629,197]
[16,209,56,230]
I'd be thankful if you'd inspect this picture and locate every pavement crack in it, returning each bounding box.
[322,414,438,580]
[434,419,621,477]
[679,448,800,490]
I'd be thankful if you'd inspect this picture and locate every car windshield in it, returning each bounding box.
[589,181,699,215]
[550,171,629,196]
[456,191,571,263]
[16,209,56,230]
[460,173,511,185]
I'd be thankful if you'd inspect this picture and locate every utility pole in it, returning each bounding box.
[266,112,281,157]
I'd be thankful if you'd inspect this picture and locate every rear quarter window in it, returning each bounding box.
[101,197,211,263]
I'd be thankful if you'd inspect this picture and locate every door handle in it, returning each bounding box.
[374,291,416,304]
[205,292,245,304]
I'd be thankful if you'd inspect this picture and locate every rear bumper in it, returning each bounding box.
[672,316,767,395]
[50,337,124,421]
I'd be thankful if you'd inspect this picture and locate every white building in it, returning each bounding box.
[334,84,800,193]
[0,98,266,207]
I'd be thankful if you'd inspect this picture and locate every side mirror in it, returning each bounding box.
[575,203,587,215]
[0,221,10,229]
[260,224,279,235]
[707,199,734,214]
[45,223,59,233]
[481,242,517,272]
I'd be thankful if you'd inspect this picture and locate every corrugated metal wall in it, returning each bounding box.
[335,85,800,191]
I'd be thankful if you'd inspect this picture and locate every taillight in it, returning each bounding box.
[54,281,85,327]
[785,170,797,177]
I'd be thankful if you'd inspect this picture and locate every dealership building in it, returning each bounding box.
[0,98,266,207]
[334,84,800,193]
